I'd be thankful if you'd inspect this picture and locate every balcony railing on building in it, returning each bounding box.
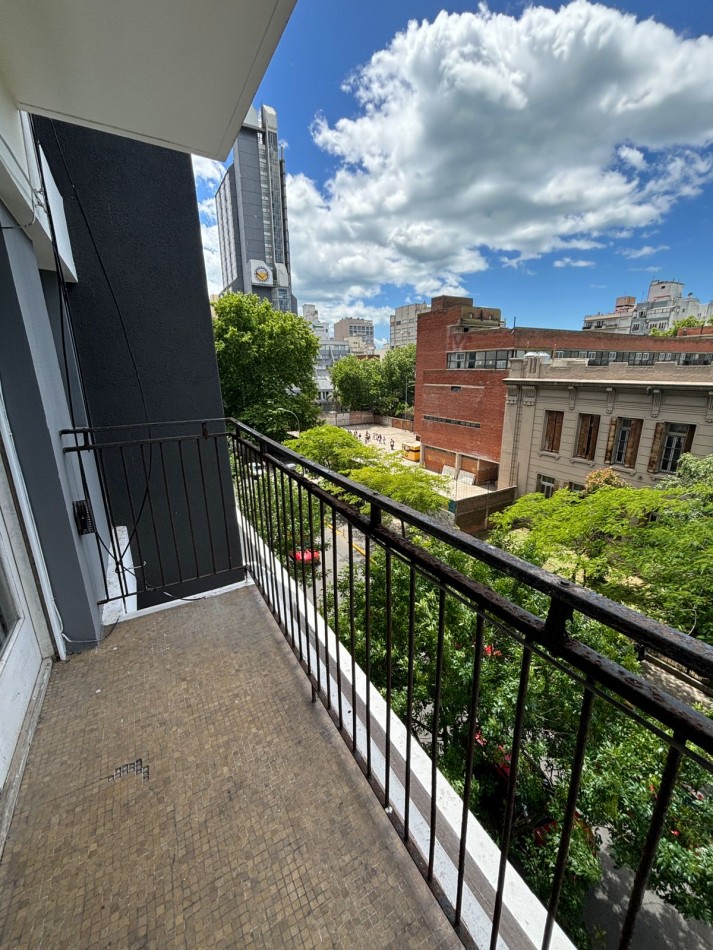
[62,419,713,950]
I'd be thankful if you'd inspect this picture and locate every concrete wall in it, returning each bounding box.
[452,487,517,535]
[34,119,244,605]
[321,411,375,427]
[373,415,414,432]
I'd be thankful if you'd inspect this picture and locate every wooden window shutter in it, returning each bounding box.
[588,414,600,459]
[648,422,665,473]
[576,414,600,460]
[604,417,617,464]
[625,418,643,468]
[543,411,563,452]
[575,416,588,458]
[684,424,696,454]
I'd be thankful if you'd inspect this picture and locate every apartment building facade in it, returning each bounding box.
[390,302,430,348]
[333,317,374,347]
[499,355,713,496]
[414,300,713,484]
[582,279,713,334]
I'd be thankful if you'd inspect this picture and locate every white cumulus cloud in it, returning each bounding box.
[619,244,670,259]
[286,1,713,310]
[618,146,648,171]
[192,159,226,293]
[553,258,595,268]
[192,156,226,189]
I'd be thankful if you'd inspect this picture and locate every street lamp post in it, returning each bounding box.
[277,407,300,436]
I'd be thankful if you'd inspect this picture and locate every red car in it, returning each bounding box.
[290,549,320,565]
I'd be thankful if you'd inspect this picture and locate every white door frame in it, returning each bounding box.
[0,381,65,660]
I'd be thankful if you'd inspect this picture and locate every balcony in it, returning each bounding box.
[0,583,458,948]
[2,418,712,949]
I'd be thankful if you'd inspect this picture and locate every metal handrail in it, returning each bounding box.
[231,418,713,678]
[63,417,713,950]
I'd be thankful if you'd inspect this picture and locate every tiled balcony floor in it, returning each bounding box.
[0,584,461,949]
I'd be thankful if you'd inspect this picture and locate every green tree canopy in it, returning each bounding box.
[330,356,382,411]
[650,316,707,337]
[668,452,713,488]
[287,425,448,516]
[330,345,416,415]
[347,459,447,515]
[333,532,713,945]
[380,344,416,415]
[490,460,713,643]
[285,425,379,474]
[213,292,320,440]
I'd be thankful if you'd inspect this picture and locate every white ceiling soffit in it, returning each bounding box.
[0,0,297,160]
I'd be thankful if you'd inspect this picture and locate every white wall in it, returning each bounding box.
[0,77,76,279]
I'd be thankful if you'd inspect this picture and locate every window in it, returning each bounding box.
[574,413,600,460]
[649,423,695,474]
[423,415,480,428]
[567,482,585,492]
[0,561,19,657]
[682,352,713,366]
[536,474,556,499]
[542,411,564,453]
[605,417,643,468]
[445,349,523,370]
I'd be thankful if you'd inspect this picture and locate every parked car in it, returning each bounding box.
[290,549,320,565]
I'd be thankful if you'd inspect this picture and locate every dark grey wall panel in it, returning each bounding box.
[34,119,244,603]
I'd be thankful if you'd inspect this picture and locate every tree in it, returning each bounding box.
[489,468,713,643]
[330,346,417,416]
[287,426,447,516]
[213,292,320,440]
[332,531,713,946]
[668,452,713,488]
[650,316,706,337]
[330,356,382,411]
[380,344,416,415]
[347,458,448,515]
[285,425,379,474]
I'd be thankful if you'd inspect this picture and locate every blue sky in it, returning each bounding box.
[193,1,713,345]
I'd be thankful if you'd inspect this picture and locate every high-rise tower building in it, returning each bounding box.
[390,302,431,348]
[216,105,296,312]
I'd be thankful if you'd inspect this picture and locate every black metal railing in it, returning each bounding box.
[61,420,243,606]
[64,418,713,950]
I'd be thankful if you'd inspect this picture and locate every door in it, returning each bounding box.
[0,482,45,791]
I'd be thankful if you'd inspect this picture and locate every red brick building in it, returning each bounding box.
[414,296,713,484]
